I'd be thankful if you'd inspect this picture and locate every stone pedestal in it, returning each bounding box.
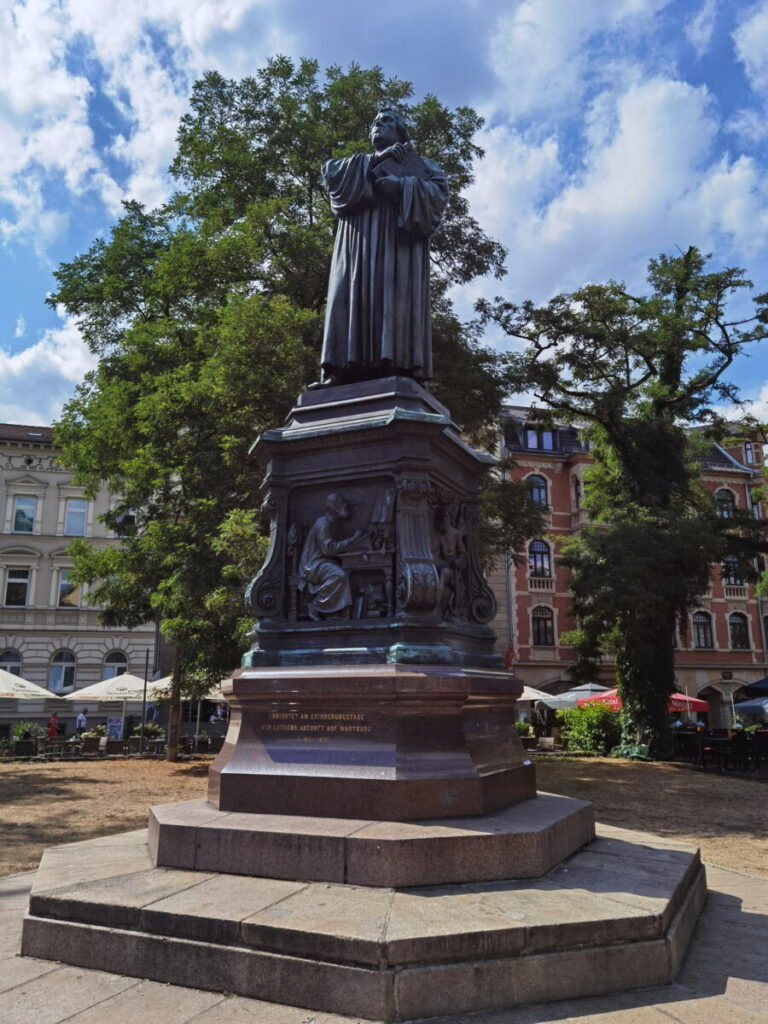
[245,377,499,668]
[206,664,535,820]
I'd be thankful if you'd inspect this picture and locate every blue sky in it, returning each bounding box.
[2,0,768,424]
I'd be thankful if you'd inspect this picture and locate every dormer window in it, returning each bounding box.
[525,427,555,451]
[744,442,755,465]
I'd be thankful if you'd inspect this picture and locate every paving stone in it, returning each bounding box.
[2,964,137,1024]
[63,977,223,1022]
[31,843,153,894]
[654,993,768,1023]
[242,881,392,965]
[190,993,366,1022]
[30,867,216,930]
[55,828,149,849]
[143,874,309,944]
[0,955,60,994]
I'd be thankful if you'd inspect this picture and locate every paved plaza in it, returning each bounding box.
[1,844,766,1023]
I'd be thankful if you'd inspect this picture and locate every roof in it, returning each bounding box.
[0,424,54,444]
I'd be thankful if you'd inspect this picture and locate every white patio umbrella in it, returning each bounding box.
[63,673,171,740]
[0,668,58,700]
[518,685,553,702]
[62,673,171,703]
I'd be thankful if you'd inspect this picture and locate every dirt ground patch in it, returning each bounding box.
[0,755,765,878]
[536,755,768,878]
[0,758,208,876]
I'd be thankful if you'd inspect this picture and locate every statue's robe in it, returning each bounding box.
[320,149,448,382]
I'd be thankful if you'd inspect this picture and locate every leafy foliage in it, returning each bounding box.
[556,705,621,755]
[483,247,768,753]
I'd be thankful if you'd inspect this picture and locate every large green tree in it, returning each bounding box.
[53,58,539,756]
[481,247,768,753]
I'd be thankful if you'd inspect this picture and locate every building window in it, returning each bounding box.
[58,570,82,608]
[527,474,548,508]
[103,652,128,678]
[528,540,552,578]
[722,557,744,586]
[716,489,736,518]
[524,427,555,451]
[751,492,761,519]
[692,611,713,649]
[532,606,555,646]
[573,477,582,509]
[729,613,750,650]
[49,650,75,693]
[0,650,22,676]
[744,442,755,465]
[64,498,88,536]
[4,568,30,607]
[12,496,37,533]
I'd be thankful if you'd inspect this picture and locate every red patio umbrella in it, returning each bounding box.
[576,688,708,712]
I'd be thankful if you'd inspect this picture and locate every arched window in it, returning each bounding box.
[716,489,736,518]
[692,612,713,649]
[527,474,548,508]
[49,650,76,693]
[722,557,744,586]
[531,606,555,646]
[528,540,551,578]
[0,650,22,676]
[729,613,750,650]
[103,652,128,679]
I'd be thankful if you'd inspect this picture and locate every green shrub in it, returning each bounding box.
[515,720,532,738]
[11,720,45,740]
[556,705,621,755]
[81,724,107,738]
[132,722,165,739]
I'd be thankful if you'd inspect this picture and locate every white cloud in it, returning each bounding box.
[469,74,768,308]
[733,2,768,98]
[14,315,26,338]
[0,316,96,425]
[685,0,719,57]
[0,1,294,242]
[488,0,672,121]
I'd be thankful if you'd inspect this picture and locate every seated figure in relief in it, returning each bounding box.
[298,493,366,620]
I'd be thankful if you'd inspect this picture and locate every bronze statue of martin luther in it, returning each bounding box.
[316,108,449,387]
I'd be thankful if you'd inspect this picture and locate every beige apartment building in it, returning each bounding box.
[0,424,155,694]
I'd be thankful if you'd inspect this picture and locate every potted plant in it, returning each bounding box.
[515,719,537,750]
[11,721,44,757]
[195,730,210,753]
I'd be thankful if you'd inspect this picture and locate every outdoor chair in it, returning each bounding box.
[80,736,100,756]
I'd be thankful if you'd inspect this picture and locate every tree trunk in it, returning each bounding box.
[166,660,182,763]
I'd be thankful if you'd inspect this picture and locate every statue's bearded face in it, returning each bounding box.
[370,111,399,151]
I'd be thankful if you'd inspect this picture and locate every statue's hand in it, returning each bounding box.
[374,174,402,200]
[373,142,405,166]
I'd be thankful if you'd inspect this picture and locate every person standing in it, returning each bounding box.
[75,707,88,734]
[47,712,60,737]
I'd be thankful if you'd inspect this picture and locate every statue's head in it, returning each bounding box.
[326,492,350,519]
[370,108,410,152]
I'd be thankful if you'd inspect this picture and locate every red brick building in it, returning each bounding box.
[489,407,768,728]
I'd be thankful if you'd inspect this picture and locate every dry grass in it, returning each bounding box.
[0,758,208,876]
[0,755,765,878]
[536,755,768,878]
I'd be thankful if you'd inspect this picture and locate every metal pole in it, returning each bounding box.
[195,699,202,752]
[139,649,149,755]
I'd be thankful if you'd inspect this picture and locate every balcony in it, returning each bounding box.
[529,577,554,591]
[723,585,748,600]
